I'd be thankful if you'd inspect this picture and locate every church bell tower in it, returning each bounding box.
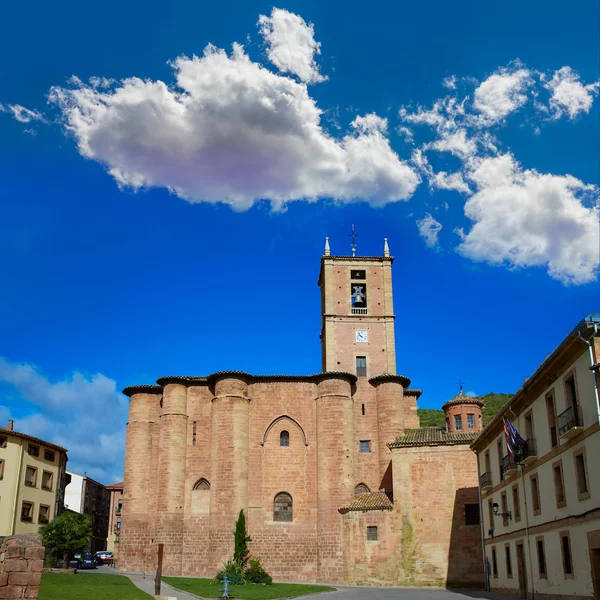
[318,236,397,377]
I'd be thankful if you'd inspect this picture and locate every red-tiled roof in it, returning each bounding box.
[388,427,479,448]
[0,427,67,453]
[106,481,124,490]
[339,492,393,514]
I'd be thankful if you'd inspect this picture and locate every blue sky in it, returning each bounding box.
[0,0,598,483]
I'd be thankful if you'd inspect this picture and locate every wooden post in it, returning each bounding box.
[155,543,164,596]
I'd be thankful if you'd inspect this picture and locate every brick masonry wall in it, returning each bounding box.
[391,444,484,586]
[0,534,44,600]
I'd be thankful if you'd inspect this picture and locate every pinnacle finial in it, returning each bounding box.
[349,225,358,256]
[383,238,390,257]
[324,237,331,256]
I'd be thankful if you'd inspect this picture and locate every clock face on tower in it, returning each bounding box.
[355,330,368,343]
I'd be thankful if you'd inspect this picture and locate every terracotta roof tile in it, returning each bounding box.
[441,390,484,410]
[388,427,479,448]
[0,427,68,453]
[339,492,393,514]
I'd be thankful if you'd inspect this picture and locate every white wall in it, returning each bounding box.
[64,471,84,513]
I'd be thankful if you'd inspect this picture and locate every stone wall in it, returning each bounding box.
[0,534,45,599]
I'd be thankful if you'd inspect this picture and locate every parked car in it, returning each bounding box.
[78,552,97,569]
[95,551,114,565]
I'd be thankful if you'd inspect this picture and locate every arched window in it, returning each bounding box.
[274,492,293,522]
[280,430,289,447]
[193,478,210,491]
[354,483,370,496]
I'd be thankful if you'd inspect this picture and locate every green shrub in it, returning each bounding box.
[244,558,272,585]
[215,557,245,585]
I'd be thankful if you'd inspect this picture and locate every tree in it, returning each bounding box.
[233,509,251,570]
[39,511,92,566]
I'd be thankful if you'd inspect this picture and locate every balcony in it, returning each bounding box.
[501,455,518,479]
[480,471,492,489]
[351,308,367,315]
[518,439,537,465]
[558,405,583,440]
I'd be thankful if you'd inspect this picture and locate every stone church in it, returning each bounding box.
[119,239,484,586]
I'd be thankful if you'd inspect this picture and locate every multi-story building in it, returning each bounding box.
[118,239,484,585]
[65,471,110,553]
[0,420,68,535]
[472,314,600,600]
[106,481,124,555]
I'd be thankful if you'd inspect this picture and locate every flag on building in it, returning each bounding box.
[503,417,526,458]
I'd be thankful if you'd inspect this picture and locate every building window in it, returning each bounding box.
[355,483,370,496]
[117,500,123,514]
[488,499,495,532]
[553,461,566,508]
[44,449,55,462]
[0,459,4,480]
[524,410,535,441]
[564,375,578,410]
[574,450,590,500]
[367,526,378,541]
[537,537,547,578]
[546,392,558,448]
[362,404,365,416]
[25,466,37,487]
[280,430,290,447]
[42,471,53,491]
[0,436,6,449]
[485,451,491,480]
[39,505,50,524]
[274,492,293,522]
[192,421,197,446]
[359,440,371,453]
[193,478,210,491]
[351,270,366,280]
[28,444,39,457]
[497,439,504,481]
[465,503,480,525]
[356,356,367,377]
[512,484,521,522]
[116,518,121,530]
[467,414,475,430]
[530,474,541,515]
[501,492,509,526]
[21,501,34,522]
[491,547,498,578]
[454,415,463,430]
[560,532,573,577]
[505,544,513,578]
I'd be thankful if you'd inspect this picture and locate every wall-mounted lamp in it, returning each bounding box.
[492,502,512,520]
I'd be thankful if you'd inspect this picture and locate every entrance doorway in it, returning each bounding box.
[516,543,527,599]
[591,549,600,599]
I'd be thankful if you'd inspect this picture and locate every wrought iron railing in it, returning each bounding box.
[514,438,537,463]
[558,405,582,437]
[480,471,492,487]
[500,455,515,476]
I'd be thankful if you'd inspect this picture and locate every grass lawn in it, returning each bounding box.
[39,572,151,600]
[163,576,335,599]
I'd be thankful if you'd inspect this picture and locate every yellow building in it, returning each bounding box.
[0,421,68,536]
[472,314,600,599]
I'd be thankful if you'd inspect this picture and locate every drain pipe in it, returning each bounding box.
[576,322,600,425]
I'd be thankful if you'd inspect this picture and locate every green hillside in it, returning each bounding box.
[417,393,513,428]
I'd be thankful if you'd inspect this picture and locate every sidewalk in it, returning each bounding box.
[127,573,204,599]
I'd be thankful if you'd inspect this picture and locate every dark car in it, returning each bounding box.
[95,551,114,565]
[79,552,97,569]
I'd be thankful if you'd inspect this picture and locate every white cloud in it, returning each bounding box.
[430,170,471,194]
[458,154,599,284]
[442,75,457,90]
[543,66,599,120]
[425,128,478,160]
[50,43,419,210]
[417,213,443,248]
[258,8,326,84]
[0,103,46,123]
[0,358,128,484]
[472,64,533,125]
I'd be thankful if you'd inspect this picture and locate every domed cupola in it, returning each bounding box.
[442,388,484,433]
